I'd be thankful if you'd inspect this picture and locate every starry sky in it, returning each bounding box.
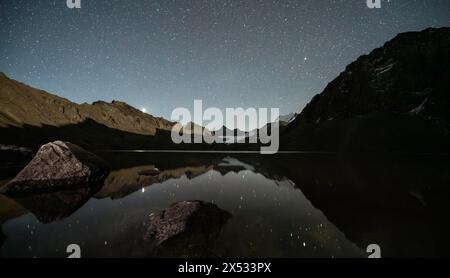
[1,0,450,122]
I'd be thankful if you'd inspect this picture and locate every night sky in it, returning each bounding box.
[1,0,450,121]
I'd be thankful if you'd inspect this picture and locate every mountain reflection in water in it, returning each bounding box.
[1,152,449,258]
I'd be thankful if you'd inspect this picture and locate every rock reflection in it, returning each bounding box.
[7,186,101,224]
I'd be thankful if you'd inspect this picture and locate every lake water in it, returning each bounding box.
[1,152,449,258]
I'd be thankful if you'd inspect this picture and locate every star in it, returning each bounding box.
[0,0,448,121]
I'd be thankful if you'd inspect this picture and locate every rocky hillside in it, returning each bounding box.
[0,73,175,150]
[283,27,450,152]
[0,73,173,135]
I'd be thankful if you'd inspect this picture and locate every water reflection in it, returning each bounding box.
[1,153,449,258]
[8,187,100,224]
[96,165,214,200]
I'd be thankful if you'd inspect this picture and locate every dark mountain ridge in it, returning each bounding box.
[283,27,450,152]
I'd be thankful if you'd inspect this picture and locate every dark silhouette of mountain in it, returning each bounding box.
[283,27,450,153]
[278,113,298,126]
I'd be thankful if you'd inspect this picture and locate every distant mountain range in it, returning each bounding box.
[1,27,449,153]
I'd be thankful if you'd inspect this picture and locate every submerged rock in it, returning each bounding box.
[144,201,232,257]
[0,141,109,195]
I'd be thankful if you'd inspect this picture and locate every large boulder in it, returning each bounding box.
[0,141,109,195]
[144,201,232,257]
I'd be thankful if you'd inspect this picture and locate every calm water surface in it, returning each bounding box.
[1,153,449,258]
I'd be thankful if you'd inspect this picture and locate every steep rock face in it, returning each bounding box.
[299,27,450,124]
[284,27,450,152]
[0,73,174,135]
[1,141,109,194]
